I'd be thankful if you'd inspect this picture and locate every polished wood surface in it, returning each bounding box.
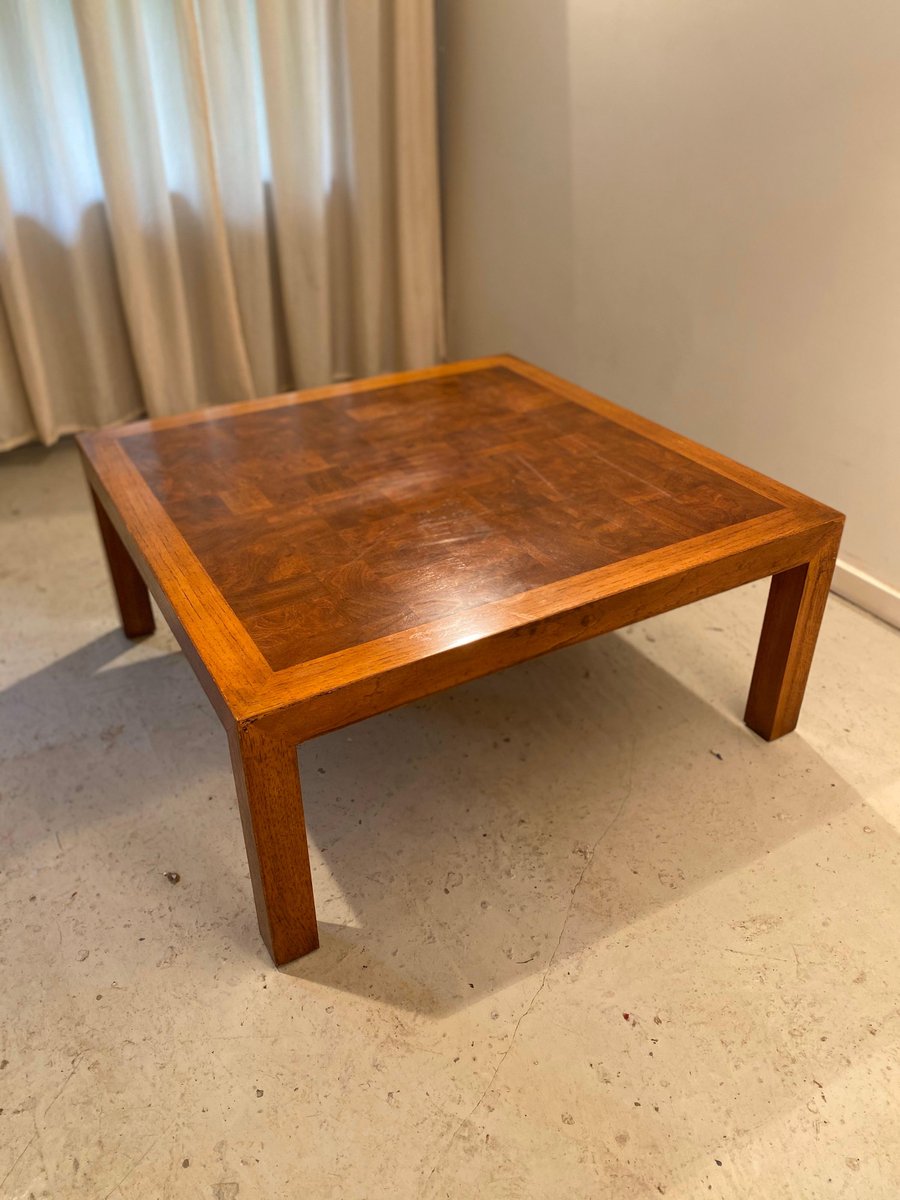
[121,365,778,669]
[78,355,844,965]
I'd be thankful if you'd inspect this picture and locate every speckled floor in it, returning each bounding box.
[2,439,900,1200]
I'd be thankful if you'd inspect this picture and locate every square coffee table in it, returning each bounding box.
[77,357,843,965]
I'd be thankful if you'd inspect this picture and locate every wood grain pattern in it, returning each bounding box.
[80,440,269,722]
[253,511,842,746]
[78,354,844,965]
[121,366,779,670]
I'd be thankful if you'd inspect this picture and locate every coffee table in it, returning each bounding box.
[77,356,843,965]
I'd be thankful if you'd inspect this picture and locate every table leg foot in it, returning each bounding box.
[228,723,319,965]
[90,487,155,638]
[744,529,840,741]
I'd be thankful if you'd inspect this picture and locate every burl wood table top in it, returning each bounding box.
[78,356,841,743]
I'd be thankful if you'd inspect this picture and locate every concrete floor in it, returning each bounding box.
[1,439,899,1200]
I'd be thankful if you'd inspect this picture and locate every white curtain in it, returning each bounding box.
[0,0,445,449]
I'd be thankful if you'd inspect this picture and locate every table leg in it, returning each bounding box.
[744,530,840,741]
[228,723,319,965]
[90,487,155,638]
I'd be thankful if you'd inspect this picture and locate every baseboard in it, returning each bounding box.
[832,559,900,631]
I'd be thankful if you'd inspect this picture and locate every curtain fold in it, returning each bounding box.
[0,0,445,450]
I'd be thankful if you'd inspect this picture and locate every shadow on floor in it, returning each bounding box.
[285,629,858,1015]
[2,624,861,1016]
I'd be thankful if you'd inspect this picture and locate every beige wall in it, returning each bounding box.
[439,0,900,607]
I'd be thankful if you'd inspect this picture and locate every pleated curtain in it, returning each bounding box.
[0,0,445,449]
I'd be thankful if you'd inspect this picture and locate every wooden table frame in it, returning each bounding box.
[77,356,843,965]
